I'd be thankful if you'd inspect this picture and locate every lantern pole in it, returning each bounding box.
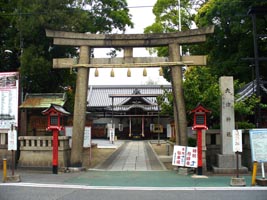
[52,129,59,174]
[196,128,203,175]
[190,104,211,176]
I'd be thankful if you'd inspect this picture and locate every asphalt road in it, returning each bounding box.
[1,183,267,200]
[1,140,267,199]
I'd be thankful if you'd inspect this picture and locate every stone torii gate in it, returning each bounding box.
[46,26,214,167]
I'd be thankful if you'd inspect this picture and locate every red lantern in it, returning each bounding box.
[190,103,211,175]
[42,104,70,174]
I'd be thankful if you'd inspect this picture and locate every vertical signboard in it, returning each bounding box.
[0,72,19,129]
[83,127,91,147]
[109,128,115,143]
[232,129,242,152]
[8,129,17,150]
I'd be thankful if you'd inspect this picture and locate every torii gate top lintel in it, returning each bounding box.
[47,26,214,69]
[45,26,214,48]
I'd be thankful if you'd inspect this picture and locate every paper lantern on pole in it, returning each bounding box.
[159,67,163,76]
[110,68,115,77]
[94,68,99,77]
[127,68,131,77]
[143,68,147,76]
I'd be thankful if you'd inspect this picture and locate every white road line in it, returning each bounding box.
[1,182,267,191]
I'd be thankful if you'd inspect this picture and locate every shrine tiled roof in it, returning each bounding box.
[87,85,172,108]
[236,80,267,102]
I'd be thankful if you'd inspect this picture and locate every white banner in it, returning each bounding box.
[8,130,17,151]
[232,129,242,152]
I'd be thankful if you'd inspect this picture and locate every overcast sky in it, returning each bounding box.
[89,0,170,86]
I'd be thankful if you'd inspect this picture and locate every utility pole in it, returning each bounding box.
[248,6,267,128]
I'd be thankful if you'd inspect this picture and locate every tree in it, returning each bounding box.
[145,0,195,57]
[183,66,220,127]
[1,0,133,94]
[194,0,267,83]
[144,0,202,145]
[0,0,21,72]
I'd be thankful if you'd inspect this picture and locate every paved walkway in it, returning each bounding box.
[95,141,165,171]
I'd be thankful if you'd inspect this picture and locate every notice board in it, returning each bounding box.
[249,129,267,163]
[0,72,19,129]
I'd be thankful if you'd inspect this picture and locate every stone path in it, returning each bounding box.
[96,141,165,171]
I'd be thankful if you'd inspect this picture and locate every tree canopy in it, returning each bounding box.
[195,0,267,83]
[0,0,133,95]
[146,0,267,129]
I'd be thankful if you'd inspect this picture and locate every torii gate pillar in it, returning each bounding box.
[169,43,187,146]
[71,46,90,167]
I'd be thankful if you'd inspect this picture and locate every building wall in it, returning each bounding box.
[92,116,170,139]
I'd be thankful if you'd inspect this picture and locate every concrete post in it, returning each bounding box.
[70,46,90,167]
[169,43,187,146]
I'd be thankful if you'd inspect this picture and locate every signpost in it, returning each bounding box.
[232,129,242,178]
[230,129,246,187]
[109,127,115,144]
[8,125,17,176]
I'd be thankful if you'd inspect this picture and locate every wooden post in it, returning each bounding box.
[70,46,90,167]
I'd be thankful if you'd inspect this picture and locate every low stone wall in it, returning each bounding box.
[18,136,71,168]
